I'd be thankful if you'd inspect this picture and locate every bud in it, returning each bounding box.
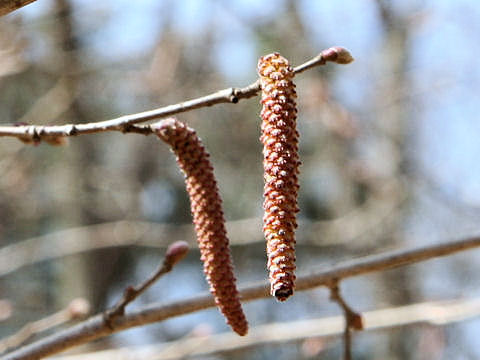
[67,298,91,320]
[43,136,68,146]
[165,240,189,267]
[321,46,354,65]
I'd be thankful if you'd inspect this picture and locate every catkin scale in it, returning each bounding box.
[258,53,300,301]
[154,118,248,336]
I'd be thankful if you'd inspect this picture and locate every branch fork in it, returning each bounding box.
[103,241,189,328]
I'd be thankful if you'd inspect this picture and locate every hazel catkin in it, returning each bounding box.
[258,52,300,302]
[154,118,248,336]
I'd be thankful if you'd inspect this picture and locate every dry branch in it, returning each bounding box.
[0,0,36,16]
[0,47,353,144]
[52,297,480,360]
[2,235,479,360]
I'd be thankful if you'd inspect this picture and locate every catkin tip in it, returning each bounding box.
[165,241,190,267]
[274,287,294,302]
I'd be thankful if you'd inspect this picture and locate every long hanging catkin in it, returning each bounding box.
[258,53,300,302]
[154,118,248,336]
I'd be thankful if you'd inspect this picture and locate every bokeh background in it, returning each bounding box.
[1,0,480,358]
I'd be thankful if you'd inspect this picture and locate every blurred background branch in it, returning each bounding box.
[51,297,480,360]
[0,298,89,354]
[0,176,403,277]
[3,235,480,359]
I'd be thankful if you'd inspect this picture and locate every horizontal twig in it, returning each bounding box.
[52,297,480,360]
[2,235,479,360]
[0,47,353,144]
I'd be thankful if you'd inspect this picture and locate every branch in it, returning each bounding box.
[2,235,479,360]
[0,299,12,322]
[52,297,480,360]
[0,298,90,354]
[328,282,363,360]
[103,241,189,326]
[0,47,353,145]
[0,0,36,16]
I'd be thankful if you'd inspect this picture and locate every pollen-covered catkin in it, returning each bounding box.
[154,118,248,336]
[258,52,300,302]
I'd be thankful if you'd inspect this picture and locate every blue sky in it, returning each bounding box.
[18,0,479,214]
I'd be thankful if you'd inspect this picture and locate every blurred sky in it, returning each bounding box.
[19,0,480,206]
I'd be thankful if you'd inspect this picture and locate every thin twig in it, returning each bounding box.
[0,0,36,16]
[0,47,353,144]
[50,297,480,360]
[2,235,479,360]
[103,241,189,327]
[343,322,352,360]
[328,281,363,360]
[0,298,90,355]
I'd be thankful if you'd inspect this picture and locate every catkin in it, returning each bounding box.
[258,52,300,302]
[154,118,248,336]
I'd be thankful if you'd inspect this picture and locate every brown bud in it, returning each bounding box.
[258,53,299,301]
[67,298,91,320]
[165,240,189,267]
[321,46,354,65]
[154,118,248,336]
[43,136,68,146]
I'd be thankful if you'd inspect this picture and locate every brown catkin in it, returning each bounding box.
[154,118,248,336]
[258,52,300,302]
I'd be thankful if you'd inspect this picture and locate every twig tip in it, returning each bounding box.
[67,298,91,320]
[165,240,190,267]
[322,46,354,65]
